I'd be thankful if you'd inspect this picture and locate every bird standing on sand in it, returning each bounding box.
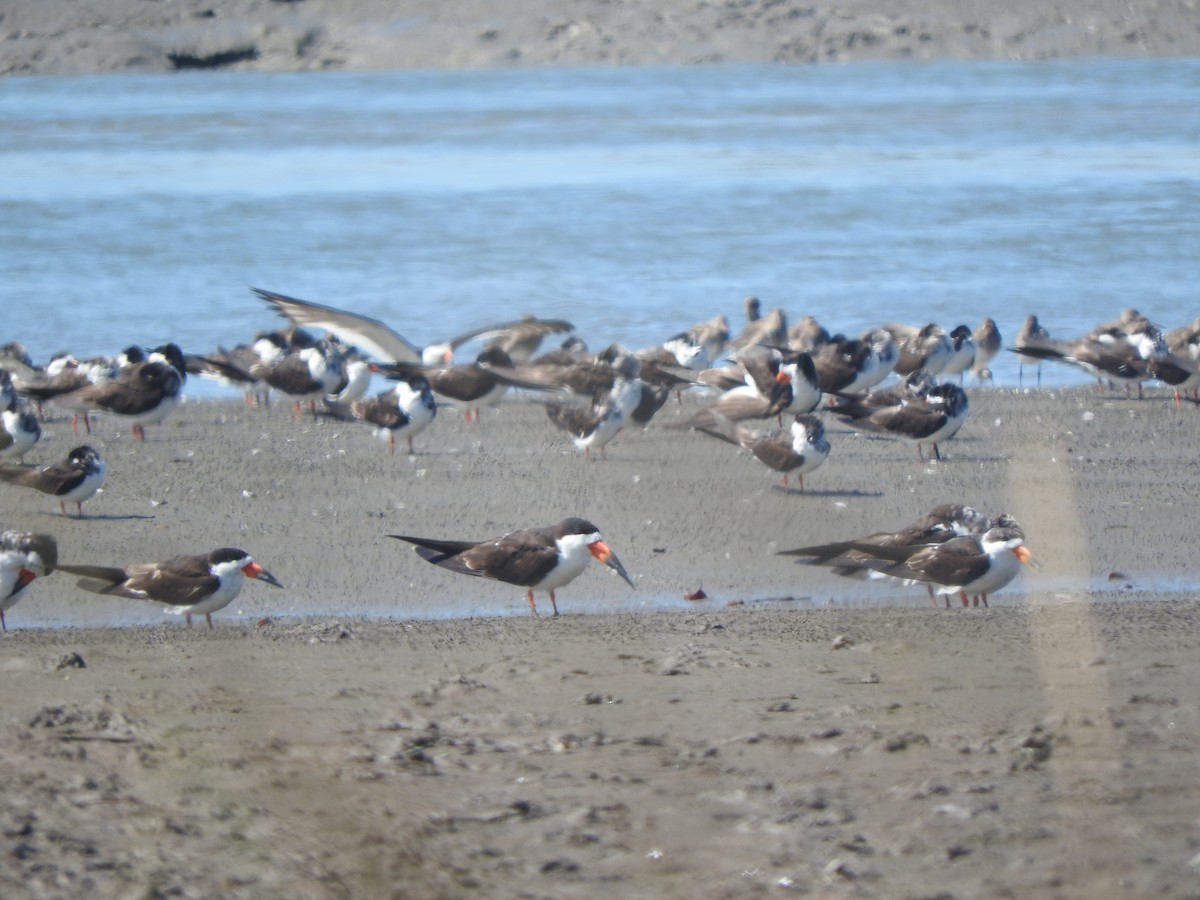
[330,373,437,454]
[389,518,635,616]
[0,445,106,517]
[0,530,57,631]
[698,412,830,492]
[58,548,283,627]
[0,400,41,462]
[782,509,1029,607]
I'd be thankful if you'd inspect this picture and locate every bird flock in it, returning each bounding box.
[2,290,1192,628]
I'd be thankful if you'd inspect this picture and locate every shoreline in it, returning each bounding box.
[6,598,1200,897]
[4,1,1200,77]
[3,385,1196,629]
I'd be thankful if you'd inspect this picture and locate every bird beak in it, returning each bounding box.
[5,567,36,600]
[589,540,635,589]
[1014,545,1033,565]
[243,561,284,588]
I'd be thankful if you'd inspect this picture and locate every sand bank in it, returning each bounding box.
[3,385,1200,895]
[3,0,1200,76]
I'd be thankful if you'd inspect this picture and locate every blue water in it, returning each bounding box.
[2,59,1199,391]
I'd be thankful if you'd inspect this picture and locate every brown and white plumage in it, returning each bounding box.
[389,518,634,616]
[0,444,105,517]
[59,548,283,627]
[698,412,830,492]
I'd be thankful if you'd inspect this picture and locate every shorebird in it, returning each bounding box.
[389,518,635,616]
[941,325,977,383]
[782,508,1028,607]
[0,400,41,462]
[971,318,1001,382]
[684,351,794,429]
[254,287,573,366]
[545,371,642,461]
[832,381,969,461]
[329,373,438,453]
[0,530,57,631]
[780,503,994,574]
[852,518,1030,608]
[58,548,283,627]
[54,351,184,440]
[888,323,954,379]
[731,297,787,350]
[0,444,106,517]
[251,340,347,418]
[697,412,830,492]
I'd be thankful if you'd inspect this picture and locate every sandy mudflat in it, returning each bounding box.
[2,0,1200,76]
[3,386,1200,897]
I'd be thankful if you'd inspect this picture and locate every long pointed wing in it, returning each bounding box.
[252,288,423,364]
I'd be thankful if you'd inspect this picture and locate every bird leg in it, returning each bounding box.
[959,590,970,607]
[206,613,214,628]
[933,443,942,462]
[549,591,559,616]
[133,423,145,441]
[526,590,539,615]
[388,434,395,454]
[1,609,6,631]
[59,500,68,517]
[927,585,938,607]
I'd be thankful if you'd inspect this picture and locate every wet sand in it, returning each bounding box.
[4,386,1200,896]
[3,0,1200,76]
[5,3,1200,891]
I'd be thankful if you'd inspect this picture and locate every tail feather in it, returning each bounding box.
[387,534,478,557]
[56,563,128,583]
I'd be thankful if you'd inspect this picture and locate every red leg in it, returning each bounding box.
[550,591,559,616]
[526,590,538,615]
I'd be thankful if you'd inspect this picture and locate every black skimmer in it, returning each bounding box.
[251,340,347,418]
[781,351,823,415]
[812,335,880,396]
[379,346,520,422]
[888,323,954,379]
[389,518,635,616]
[11,353,114,418]
[254,287,573,366]
[1011,315,1164,398]
[544,365,643,461]
[0,530,57,631]
[1165,318,1200,402]
[851,518,1030,608]
[330,373,437,453]
[58,548,283,627]
[0,370,15,411]
[970,318,1001,382]
[833,381,969,462]
[941,325,977,383]
[682,355,793,429]
[54,356,183,440]
[0,400,41,462]
[780,503,993,573]
[698,412,830,492]
[0,444,106,517]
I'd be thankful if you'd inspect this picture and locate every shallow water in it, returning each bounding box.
[3,59,1200,392]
